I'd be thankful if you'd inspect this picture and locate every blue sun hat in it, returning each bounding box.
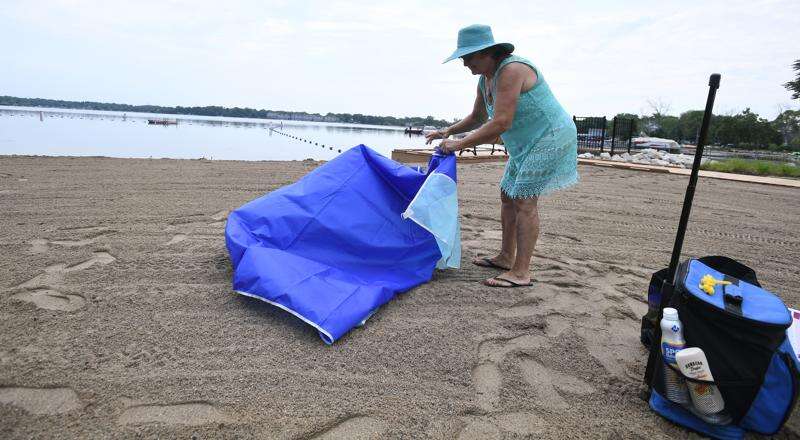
[443,24,514,63]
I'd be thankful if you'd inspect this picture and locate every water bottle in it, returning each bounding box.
[676,347,731,424]
[660,308,690,404]
[642,269,669,347]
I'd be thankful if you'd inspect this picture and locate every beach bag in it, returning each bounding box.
[644,257,800,439]
[640,256,759,348]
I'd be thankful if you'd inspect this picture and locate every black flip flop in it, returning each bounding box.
[483,276,534,288]
[472,257,511,271]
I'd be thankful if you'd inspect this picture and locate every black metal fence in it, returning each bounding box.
[573,115,636,155]
[609,116,636,155]
[574,116,606,153]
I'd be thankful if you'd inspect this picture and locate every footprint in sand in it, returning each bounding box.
[165,234,188,246]
[492,298,542,319]
[472,332,594,413]
[472,363,503,412]
[16,251,116,290]
[207,210,230,228]
[210,210,229,222]
[163,210,230,245]
[30,239,49,254]
[29,229,112,254]
[0,387,81,414]
[472,334,547,412]
[10,252,115,312]
[494,412,547,436]
[12,288,85,312]
[310,416,388,440]
[518,358,595,410]
[117,402,230,426]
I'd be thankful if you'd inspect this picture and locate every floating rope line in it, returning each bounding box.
[270,128,343,154]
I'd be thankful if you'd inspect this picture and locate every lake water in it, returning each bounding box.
[0,106,429,161]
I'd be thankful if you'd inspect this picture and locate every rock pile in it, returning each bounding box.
[577,149,709,168]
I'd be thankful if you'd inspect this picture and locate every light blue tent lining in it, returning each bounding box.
[402,172,461,269]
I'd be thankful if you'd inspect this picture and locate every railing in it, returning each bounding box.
[574,116,606,153]
[609,116,636,155]
[574,116,635,155]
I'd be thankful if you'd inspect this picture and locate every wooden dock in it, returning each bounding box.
[391,148,800,189]
[392,148,508,164]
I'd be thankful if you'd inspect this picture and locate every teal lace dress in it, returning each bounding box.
[479,55,578,198]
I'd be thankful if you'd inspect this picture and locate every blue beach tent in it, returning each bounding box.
[225,145,460,343]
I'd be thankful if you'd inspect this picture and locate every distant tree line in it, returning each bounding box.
[607,108,800,152]
[0,96,451,129]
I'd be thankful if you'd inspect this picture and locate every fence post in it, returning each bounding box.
[600,117,607,153]
[610,116,618,156]
[627,119,635,154]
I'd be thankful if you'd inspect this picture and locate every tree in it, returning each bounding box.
[642,98,677,139]
[677,110,705,144]
[772,109,800,148]
[785,59,800,100]
[712,108,782,148]
[646,98,671,116]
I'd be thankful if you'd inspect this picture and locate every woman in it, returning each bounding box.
[426,24,578,288]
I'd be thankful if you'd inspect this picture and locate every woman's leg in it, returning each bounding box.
[509,196,539,277]
[498,189,518,263]
[472,189,516,269]
[484,196,538,286]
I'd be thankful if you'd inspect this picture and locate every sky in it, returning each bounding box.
[1,0,798,121]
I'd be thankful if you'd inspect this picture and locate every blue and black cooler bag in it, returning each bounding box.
[644,256,800,439]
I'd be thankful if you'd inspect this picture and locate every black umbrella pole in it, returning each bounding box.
[666,74,721,282]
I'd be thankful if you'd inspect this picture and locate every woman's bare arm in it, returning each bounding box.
[450,64,536,150]
[443,86,488,136]
[426,86,487,144]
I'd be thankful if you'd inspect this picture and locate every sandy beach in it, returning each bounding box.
[1,155,799,439]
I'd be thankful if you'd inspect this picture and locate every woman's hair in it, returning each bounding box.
[479,44,513,61]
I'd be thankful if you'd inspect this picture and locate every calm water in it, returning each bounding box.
[0,106,428,161]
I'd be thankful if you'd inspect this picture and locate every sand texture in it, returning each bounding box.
[1,156,799,439]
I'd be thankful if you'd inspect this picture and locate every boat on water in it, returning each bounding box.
[404,125,440,135]
[147,118,178,125]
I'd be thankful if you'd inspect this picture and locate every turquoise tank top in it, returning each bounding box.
[479,55,579,198]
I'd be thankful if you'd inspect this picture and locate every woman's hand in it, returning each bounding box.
[425,128,449,145]
[436,139,463,155]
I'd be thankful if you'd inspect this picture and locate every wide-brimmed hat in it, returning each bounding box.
[443,24,514,64]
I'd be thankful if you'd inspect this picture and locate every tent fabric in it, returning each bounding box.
[225,145,460,344]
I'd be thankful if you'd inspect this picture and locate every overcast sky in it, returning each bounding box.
[2,0,798,121]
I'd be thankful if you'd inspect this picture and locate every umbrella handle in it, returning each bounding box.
[665,74,721,286]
